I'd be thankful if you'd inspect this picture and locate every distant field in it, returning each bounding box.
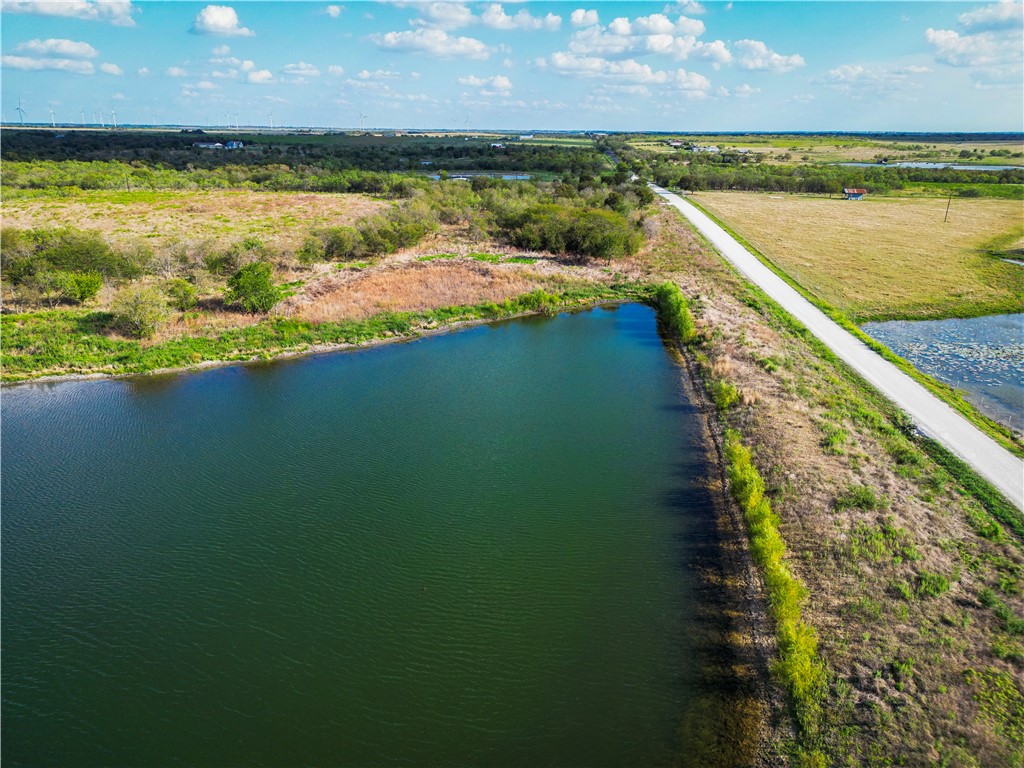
[631,134,1024,166]
[1,189,385,252]
[691,191,1024,321]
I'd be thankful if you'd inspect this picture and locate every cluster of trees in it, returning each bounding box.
[1,228,142,307]
[652,161,1023,194]
[1,130,607,177]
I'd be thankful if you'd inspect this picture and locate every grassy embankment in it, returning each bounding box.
[679,191,1024,460]
[644,203,1023,766]
[1,282,637,382]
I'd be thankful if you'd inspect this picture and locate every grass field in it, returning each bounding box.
[2,189,385,253]
[690,191,1024,320]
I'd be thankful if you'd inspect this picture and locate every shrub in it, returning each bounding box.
[319,227,363,261]
[35,229,140,279]
[27,270,102,306]
[224,262,282,313]
[164,278,198,311]
[653,282,696,343]
[296,236,327,265]
[711,380,741,410]
[111,286,169,338]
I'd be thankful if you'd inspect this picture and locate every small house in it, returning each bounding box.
[193,141,223,149]
[225,140,244,150]
[843,188,867,200]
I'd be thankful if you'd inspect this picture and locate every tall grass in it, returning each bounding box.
[724,430,827,762]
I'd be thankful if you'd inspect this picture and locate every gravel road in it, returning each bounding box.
[652,184,1024,512]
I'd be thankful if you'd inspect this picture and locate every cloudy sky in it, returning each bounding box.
[1,0,1021,131]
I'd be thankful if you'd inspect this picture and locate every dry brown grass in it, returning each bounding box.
[283,260,539,322]
[2,190,385,253]
[692,191,1024,319]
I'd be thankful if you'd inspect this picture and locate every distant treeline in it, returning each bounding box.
[652,160,1024,194]
[0,129,607,175]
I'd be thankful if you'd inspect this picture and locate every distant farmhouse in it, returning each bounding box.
[843,188,867,200]
[192,140,244,150]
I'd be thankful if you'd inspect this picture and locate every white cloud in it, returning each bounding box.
[246,68,274,83]
[458,74,512,92]
[570,9,599,28]
[137,66,149,76]
[283,61,320,77]
[733,39,804,71]
[733,83,759,97]
[211,44,230,55]
[664,2,706,14]
[480,3,561,31]
[240,60,255,71]
[358,68,400,79]
[111,91,126,100]
[99,62,123,75]
[1,55,95,74]
[540,51,710,93]
[823,62,931,95]
[195,80,218,90]
[166,66,188,77]
[412,2,474,30]
[15,38,98,58]
[959,1,1023,30]
[371,28,489,59]
[925,27,1021,67]
[191,5,254,37]
[1,0,136,26]
[566,12,711,60]
[326,4,341,18]
[328,65,344,76]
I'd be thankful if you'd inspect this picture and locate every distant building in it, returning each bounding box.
[843,188,867,200]
[519,134,533,140]
[193,142,223,149]
[225,140,244,150]
[490,143,504,148]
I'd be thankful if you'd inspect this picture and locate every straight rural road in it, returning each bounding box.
[651,184,1024,512]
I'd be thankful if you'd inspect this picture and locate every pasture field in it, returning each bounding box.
[2,189,385,253]
[690,191,1024,321]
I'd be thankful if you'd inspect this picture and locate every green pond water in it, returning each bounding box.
[2,304,718,767]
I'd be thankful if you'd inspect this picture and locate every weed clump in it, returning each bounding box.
[653,282,696,343]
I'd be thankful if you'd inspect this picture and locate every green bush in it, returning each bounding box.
[835,484,888,511]
[711,380,741,410]
[224,262,282,314]
[296,236,327,265]
[27,270,102,306]
[164,278,198,311]
[111,285,169,338]
[653,282,696,342]
[319,226,363,261]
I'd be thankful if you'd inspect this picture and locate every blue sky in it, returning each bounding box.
[1,1,1022,130]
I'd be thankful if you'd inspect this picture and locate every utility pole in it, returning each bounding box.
[944,193,952,223]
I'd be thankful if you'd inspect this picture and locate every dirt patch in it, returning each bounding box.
[283,260,539,322]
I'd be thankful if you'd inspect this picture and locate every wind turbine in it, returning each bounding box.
[99,110,105,128]
[49,105,56,127]
[358,112,366,131]
[111,109,117,129]
[81,110,86,126]
[16,98,26,125]
[268,110,274,130]
[234,112,239,130]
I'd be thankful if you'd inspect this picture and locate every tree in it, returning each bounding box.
[224,261,282,313]
[111,286,169,338]
[164,278,198,310]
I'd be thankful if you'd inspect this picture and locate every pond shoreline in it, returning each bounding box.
[1,300,629,388]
